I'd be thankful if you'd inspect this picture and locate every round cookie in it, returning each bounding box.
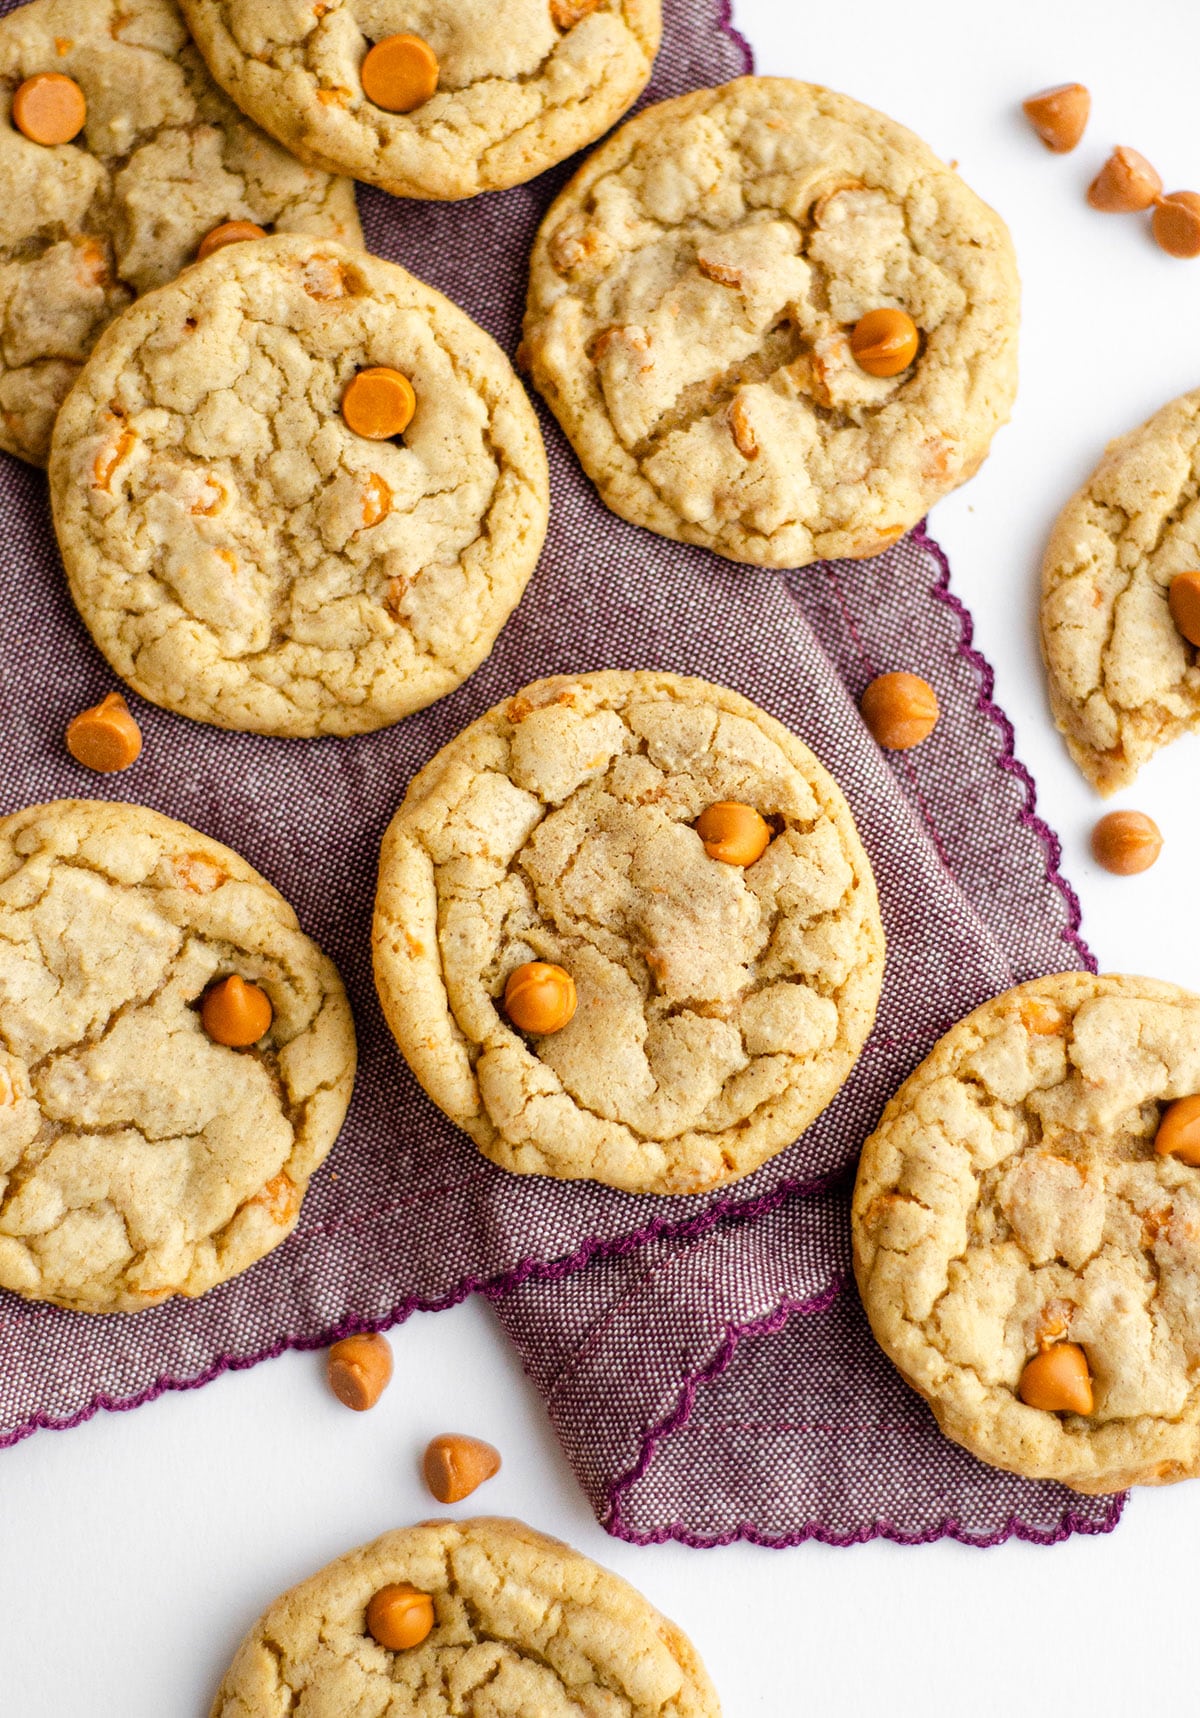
[523,76,1020,569]
[1040,387,1200,794]
[176,0,662,202]
[49,233,549,737]
[373,670,885,1195]
[210,1517,721,1717]
[853,972,1200,1494]
[0,0,362,467]
[0,799,355,1313]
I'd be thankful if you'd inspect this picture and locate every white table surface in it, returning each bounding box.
[5,1,1200,1711]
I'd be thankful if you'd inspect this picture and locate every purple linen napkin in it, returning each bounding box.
[0,0,1122,1547]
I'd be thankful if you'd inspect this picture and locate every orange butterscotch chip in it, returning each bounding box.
[423,1433,502,1503]
[361,472,392,529]
[551,0,601,25]
[850,308,919,378]
[1090,809,1162,876]
[1153,193,1200,260]
[1018,1343,1093,1414]
[360,33,439,113]
[12,72,86,145]
[197,220,267,262]
[1155,1095,1200,1167]
[200,974,273,1047]
[860,671,939,750]
[504,961,576,1034]
[366,1584,435,1652]
[65,691,142,773]
[1022,83,1090,154]
[696,802,771,867]
[1018,996,1062,1036]
[1087,147,1162,213]
[342,366,416,440]
[327,1332,393,1410]
[1169,571,1200,645]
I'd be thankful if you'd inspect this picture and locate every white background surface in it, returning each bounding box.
[4,1,1200,1712]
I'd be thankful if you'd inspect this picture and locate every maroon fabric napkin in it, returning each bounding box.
[0,0,1122,1548]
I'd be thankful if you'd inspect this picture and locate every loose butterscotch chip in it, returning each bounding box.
[365,1583,435,1652]
[1087,147,1162,212]
[1169,570,1200,645]
[695,801,771,867]
[423,1433,502,1503]
[342,366,416,440]
[504,961,577,1034]
[11,72,86,145]
[1090,809,1162,875]
[65,691,142,772]
[1152,192,1200,259]
[849,308,919,378]
[327,1333,393,1410]
[201,974,273,1047]
[360,34,439,113]
[860,671,939,750]
[1155,1094,1200,1166]
[1022,83,1090,153]
[198,221,268,261]
[1018,1343,1093,1414]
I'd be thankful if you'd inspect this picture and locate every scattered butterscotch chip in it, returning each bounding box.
[1155,1094,1200,1166]
[1018,1343,1093,1414]
[849,308,919,377]
[360,33,439,113]
[365,1583,435,1652]
[11,71,86,145]
[197,220,268,262]
[860,671,939,750]
[1169,570,1200,646]
[201,974,273,1047]
[1022,83,1090,154]
[504,961,577,1034]
[1090,809,1162,875]
[65,691,142,772]
[342,366,416,440]
[696,801,771,867]
[1152,191,1200,258]
[1087,146,1162,212]
[327,1333,393,1410]
[423,1433,502,1503]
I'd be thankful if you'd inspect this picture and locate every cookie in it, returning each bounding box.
[853,972,1200,1493]
[1040,387,1200,794]
[0,799,355,1313]
[210,1517,721,1717]
[523,76,1020,569]
[0,0,362,467]
[176,0,661,203]
[49,233,549,737]
[373,670,884,1195]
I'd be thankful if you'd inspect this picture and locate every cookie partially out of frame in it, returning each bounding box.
[49,234,548,737]
[373,670,884,1196]
[0,799,355,1314]
[210,1517,721,1718]
[524,76,1020,568]
[854,971,1200,1494]
[0,0,361,466]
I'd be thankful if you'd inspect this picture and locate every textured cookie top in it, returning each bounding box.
[49,234,549,737]
[853,972,1200,1493]
[210,1517,720,1717]
[177,0,661,201]
[524,77,1020,569]
[1040,387,1200,794]
[373,671,884,1195]
[0,799,355,1313]
[0,0,361,466]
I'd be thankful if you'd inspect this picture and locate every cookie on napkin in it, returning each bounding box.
[49,233,549,737]
[373,670,885,1195]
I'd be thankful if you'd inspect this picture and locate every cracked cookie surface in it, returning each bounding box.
[210,1517,721,1717]
[523,76,1020,569]
[0,0,361,467]
[373,670,884,1195]
[177,0,661,202]
[50,233,549,737]
[1040,388,1200,793]
[853,972,1200,1493]
[0,799,355,1313]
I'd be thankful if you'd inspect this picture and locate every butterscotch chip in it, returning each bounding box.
[504,962,577,1035]
[360,34,439,114]
[197,220,267,261]
[695,801,771,866]
[1018,1344,1094,1415]
[11,71,85,144]
[1022,83,1089,153]
[423,1433,501,1502]
[849,308,919,377]
[1152,192,1200,259]
[551,0,601,25]
[1087,146,1162,212]
[860,671,939,750]
[200,974,274,1047]
[366,1583,435,1651]
[1155,1094,1200,1166]
[1090,809,1162,875]
[328,1332,393,1409]
[342,366,417,440]
[1169,571,1200,645]
[65,691,141,772]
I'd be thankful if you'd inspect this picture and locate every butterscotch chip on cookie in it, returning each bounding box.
[0,0,361,467]
[373,671,884,1195]
[853,972,1200,1493]
[209,1518,721,1717]
[523,76,1020,568]
[176,0,662,202]
[49,234,548,737]
[0,800,355,1313]
[1040,387,1200,793]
